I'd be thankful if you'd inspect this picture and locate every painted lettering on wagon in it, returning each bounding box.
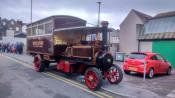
[32,41,44,47]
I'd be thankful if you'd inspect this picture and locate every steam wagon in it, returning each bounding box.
[26,15,123,90]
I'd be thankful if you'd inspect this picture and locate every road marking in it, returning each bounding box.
[1,55,33,69]
[46,72,113,98]
[1,54,113,98]
[44,72,105,98]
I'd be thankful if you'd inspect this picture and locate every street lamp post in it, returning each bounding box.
[97,1,101,27]
[31,0,32,24]
[96,1,101,41]
[30,0,33,36]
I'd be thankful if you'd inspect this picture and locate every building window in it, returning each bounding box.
[16,27,19,31]
[45,22,53,34]
[38,24,44,34]
[11,21,14,25]
[3,22,6,25]
[32,26,38,35]
[27,28,32,36]
[110,37,119,43]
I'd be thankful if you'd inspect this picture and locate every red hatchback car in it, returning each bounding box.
[123,52,172,78]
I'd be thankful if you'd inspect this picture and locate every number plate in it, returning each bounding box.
[129,67,137,71]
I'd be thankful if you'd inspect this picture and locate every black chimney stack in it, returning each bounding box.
[101,21,109,47]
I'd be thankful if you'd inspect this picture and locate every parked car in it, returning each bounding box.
[123,52,172,78]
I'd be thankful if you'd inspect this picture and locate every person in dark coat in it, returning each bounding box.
[2,43,5,52]
[4,43,8,53]
[20,42,24,54]
[0,43,2,52]
[18,42,23,54]
[15,42,19,54]
[7,43,11,53]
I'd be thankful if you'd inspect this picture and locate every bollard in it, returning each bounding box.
[143,61,147,81]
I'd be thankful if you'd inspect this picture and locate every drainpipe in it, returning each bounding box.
[138,40,140,52]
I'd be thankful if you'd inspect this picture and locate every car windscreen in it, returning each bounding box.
[128,53,146,59]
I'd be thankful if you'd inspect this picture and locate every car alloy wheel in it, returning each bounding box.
[149,68,154,78]
[167,67,171,75]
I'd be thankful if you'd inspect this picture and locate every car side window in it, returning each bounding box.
[151,56,158,60]
[156,55,164,61]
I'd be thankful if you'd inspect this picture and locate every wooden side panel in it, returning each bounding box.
[72,46,92,58]
[27,35,53,54]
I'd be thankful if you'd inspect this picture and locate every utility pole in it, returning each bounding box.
[96,1,101,41]
[30,0,33,35]
[31,0,32,24]
[97,1,101,27]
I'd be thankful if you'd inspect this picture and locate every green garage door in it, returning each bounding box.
[152,40,175,68]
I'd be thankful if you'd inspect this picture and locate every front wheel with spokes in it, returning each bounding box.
[106,65,123,84]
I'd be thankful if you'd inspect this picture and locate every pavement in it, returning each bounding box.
[2,53,175,98]
[167,90,175,98]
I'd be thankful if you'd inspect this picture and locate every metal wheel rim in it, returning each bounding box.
[149,69,154,78]
[34,58,40,71]
[168,68,171,74]
[108,67,119,83]
[85,70,99,89]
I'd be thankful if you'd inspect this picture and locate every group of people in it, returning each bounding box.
[0,42,24,54]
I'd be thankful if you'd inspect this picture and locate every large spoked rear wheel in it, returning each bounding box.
[107,65,123,84]
[33,55,45,72]
[85,67,102,90]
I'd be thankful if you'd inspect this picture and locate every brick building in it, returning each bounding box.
[0,17,24,40]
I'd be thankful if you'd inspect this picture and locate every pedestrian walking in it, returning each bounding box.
[0,43,2,52]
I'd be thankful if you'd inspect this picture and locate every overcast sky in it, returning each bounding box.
[0,0,175,29]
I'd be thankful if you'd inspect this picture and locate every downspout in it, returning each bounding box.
[138,40,140,52]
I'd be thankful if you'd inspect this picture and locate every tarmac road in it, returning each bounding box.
[0,54,125,98]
